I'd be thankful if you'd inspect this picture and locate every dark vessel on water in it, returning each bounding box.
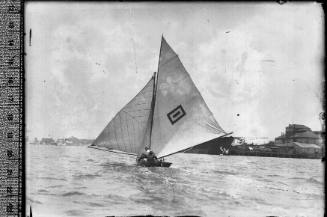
[185,136,234,155]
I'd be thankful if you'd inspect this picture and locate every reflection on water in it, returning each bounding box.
[27,145,324,217]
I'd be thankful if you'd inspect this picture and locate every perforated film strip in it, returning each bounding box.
[0,0,24,216]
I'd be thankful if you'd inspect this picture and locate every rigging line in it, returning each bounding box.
[219,132,233,138]
[205,122,224,133]
[106,149,138,156]
[89,146,137,156]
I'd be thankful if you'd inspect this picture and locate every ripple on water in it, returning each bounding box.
[100,161,136,172]
[37,189,48,193]
[48,185,63,188]
[105,194,128,204]
[61,191,86,197]
[73,173,101,180]
[73,200,105,207]
[65,209,86,216]
[307,177,323,185]
[213,169,238,176]
[288,176,323,185]
[39,176,66,181]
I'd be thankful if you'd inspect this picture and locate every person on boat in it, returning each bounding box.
[137,146,158,165]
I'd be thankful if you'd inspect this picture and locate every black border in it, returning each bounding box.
[167,104,186,125]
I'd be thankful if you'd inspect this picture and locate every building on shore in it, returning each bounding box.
[40,138,57,145]
[275,124,322,145]
[274,124,323,158]
[56,137,94,146]
[56,138,66,146]
[229,124,324,159]
[30,137,39,145]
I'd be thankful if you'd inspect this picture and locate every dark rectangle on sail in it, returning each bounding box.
[167,105,186,125]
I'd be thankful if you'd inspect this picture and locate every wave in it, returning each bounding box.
[100,161,132,169]
[251,197,271,206]
[73,173,101,180]
[267,174,281,178]
[86,202,105,207]
[288,177,323,185]
[48,184,63,188]
[213,169,238,176]
[307,177,323,185]
[65,209,85,216]
[303,193,324,200]
[39,176,66,181]
[61,191,86,197]
[100,162,138,176]
[268,186,289,192]
[289,176,305,180]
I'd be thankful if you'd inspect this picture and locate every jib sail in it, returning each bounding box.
[91,76,155,156]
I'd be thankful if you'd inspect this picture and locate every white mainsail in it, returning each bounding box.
[151,37,226,158]
[91,76,155,155]
[91,37,227,159]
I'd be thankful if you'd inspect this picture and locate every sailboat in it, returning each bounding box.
[89,36,230,167]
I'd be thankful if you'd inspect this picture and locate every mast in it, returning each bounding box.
[149,71,156,148]
[149,36,163,149]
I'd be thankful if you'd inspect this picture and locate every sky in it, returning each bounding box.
[26,2,324,143]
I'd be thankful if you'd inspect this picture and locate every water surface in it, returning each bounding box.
[27,145,324,217]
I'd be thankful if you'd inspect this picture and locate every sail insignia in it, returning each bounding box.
[167,104,186,125]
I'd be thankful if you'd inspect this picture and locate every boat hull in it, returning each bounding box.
[185,136,234,155]
[137,158,172,167]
